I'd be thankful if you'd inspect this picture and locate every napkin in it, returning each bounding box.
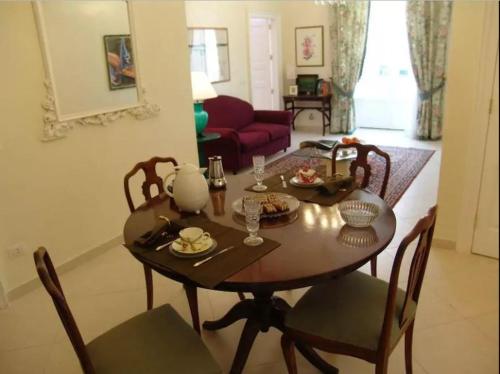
[135,219,184,248]
[317,176,355,196]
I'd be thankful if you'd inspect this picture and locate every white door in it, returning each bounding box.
[472,51,499,258]
[249,17,278,110]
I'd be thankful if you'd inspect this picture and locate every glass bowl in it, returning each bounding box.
[338,200,379,228]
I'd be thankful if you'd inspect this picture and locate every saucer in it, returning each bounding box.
[289,176,324,188]
[170,238,217,258]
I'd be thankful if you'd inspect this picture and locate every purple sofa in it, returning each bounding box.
[203,95,292,173]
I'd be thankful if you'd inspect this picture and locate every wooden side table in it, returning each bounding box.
[197,132,221,167]
[283,94,333,136]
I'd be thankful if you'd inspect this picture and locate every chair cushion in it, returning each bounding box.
[241,122,290,140]
[86,304,221,374]
[285,271,417,352]
[238,131,270,152]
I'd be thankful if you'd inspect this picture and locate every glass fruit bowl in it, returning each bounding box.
[338,200,379,228]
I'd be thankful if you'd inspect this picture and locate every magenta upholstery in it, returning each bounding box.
[203,95,292,172]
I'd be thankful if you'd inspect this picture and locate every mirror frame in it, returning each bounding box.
[188,27,231,84]
[32,1,159,142]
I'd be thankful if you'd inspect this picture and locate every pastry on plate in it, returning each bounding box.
[295,166,318,184]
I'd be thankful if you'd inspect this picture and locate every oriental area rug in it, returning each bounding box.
[264,146,435,208]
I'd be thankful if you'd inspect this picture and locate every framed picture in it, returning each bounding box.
[295,26,324,67]
[103,34,136,90]
[289,85,298,96]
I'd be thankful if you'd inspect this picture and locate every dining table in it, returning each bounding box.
[123,166,396,374]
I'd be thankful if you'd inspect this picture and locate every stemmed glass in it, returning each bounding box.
[252,155,267,192]
[243,198,264,246]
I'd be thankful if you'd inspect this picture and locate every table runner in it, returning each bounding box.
[126,215,280,289]
[244,165,357,206]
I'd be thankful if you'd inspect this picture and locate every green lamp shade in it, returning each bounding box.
[194,102,208,136]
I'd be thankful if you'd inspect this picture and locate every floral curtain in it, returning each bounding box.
[329,1,370,134]
[407,0,453,140]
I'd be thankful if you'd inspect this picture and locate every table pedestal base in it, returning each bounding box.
[203,291,339,374]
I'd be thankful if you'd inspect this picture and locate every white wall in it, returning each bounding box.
[435,1,496,249]
[0,1,197,292]
[185,1,283,102]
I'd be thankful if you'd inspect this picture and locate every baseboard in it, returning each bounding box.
[433,238,456,250]
[7,234,123,302]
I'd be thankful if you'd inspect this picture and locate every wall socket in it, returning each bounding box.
[7,243,26,259]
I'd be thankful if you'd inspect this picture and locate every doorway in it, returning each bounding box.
[354,1,417,131]
[249,15,280,110]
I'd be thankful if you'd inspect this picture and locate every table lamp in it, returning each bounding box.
[191,72,217,136]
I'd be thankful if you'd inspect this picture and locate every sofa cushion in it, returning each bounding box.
[241,122,290,140]
[238,131,270,152]
[205,95,255,130]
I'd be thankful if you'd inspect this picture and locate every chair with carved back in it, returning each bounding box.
[123,156,245,333]
[332,143,391,277]
[34,247,221,374]
[123,156,178,313]
[280,206,437,374]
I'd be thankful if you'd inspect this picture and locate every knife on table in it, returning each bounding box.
[193,246,235,267]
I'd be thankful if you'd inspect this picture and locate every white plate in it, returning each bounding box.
[289,176,324,188]
[170,238,217,258]
[232,193,300,218]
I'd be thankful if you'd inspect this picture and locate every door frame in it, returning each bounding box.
[456,2,499,254]
[247,11,282,109]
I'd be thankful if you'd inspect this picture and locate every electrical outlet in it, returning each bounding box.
[7,243,26,259]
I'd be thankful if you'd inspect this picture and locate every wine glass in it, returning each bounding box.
[252,155,267,192]
[243,198,264,246]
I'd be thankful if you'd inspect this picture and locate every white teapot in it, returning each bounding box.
[164,163,209,214]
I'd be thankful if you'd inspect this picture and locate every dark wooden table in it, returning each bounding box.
[283,94,333,135]
[123,172,396,374]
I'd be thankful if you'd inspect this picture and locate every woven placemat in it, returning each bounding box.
[244,165,357,206]
[126,216,280,289]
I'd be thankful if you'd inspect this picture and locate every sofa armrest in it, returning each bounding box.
[254,110,292,127]
[205,127,240,146]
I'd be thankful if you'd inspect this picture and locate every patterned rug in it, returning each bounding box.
[264,146,435,208]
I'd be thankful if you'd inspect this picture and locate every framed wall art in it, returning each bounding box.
[295,26,324,67]
[103,34,136,90]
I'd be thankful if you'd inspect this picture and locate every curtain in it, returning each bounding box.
[329,1,370,134]
[407,0,453,140]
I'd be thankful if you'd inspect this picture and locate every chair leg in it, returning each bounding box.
[370,257,377,277]
[184,284,201,334]
[375,356,388,374]
[238,292,246,300]
[281,335,298,374]
[405,321,415,374]
[143,264,153,310]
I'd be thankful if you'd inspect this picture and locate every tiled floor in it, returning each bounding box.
[1,128,498,373]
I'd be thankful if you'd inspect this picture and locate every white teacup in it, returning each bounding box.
[178,227,210,250]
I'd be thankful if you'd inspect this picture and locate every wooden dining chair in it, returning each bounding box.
[34,247,221,374]
[124,156,245,333]
[124,156,178,312]
[332,143,391,277]
[280,206,437,374]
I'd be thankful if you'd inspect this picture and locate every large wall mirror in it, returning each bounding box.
[188,28,230,83]
[33,1,158,141]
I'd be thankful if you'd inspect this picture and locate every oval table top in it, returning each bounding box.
[123,172,396,292]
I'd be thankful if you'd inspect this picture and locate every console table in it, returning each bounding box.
[283,94,332,136]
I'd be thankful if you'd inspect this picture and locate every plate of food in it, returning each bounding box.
[232,193,300,219]
[169,237,217,258]
[290,166,324,188]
